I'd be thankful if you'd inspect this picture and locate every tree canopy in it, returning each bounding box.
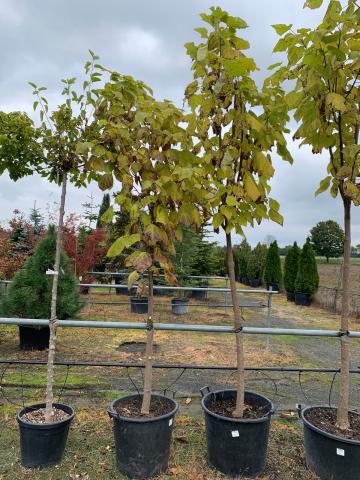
[310,220,344,262]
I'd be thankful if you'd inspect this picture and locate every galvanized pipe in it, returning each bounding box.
[1,317,359,337]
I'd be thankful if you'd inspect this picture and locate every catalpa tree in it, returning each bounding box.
[88,72,202,414]
[184,7,292,416]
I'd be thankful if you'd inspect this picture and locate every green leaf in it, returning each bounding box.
[315,176,331,196]
[272,24,292,35]
[197,45,208,61]
[246,113,263,132]
[195,27,208,38]
[220,205,234,221]
[226,195,237,206]
[303,0,323,9]
[326,93,346,112]
[267,62,283,71]
[269,209,283,226]
[213,212,223,229]
[222,57,257,76]
[107,234,140,257]
[273,38,288,53]
[155,205,168,225]
[101,206,114,224]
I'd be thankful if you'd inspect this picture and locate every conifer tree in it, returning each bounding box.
[264,241,282,286]
[295,239,319,295]
[284,241,300,293]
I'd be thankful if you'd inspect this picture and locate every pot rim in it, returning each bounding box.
[130,296,148,302]
[17,402,75,429]
[301,405,360,446]
[108,393,178,423]
[171,297,190,303]
[201,389,274,424]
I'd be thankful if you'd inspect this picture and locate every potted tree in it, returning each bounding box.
[247,243,267,288]
[0,228,82,350]
[91,70,202,478]
[283,242,300,301]
[6,53,102,469]
[264,241,282,291]
[272,1,360,477]
[295,239,319,306]
[184,7,292,477]
[130,282,149,315]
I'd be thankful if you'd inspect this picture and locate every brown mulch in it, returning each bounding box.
[115,395,174,419]
[305,407,360,441]
[207,397,270,419]
[21,407,70,424]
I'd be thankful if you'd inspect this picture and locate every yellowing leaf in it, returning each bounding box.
[101,206,114,224]
[126,251,152,273]
[155,205,168,225]
[269,209,283,226]
[303,0,323,8]
[246,113,262,132]
[128,271,139,290]
[226,195,237,206]
[326,93,346,113]
[244,172,261,202]
[213,212,223,229]
[107,234,140,257]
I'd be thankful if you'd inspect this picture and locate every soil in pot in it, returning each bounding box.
[17,403,74,469]
[201,390,273,478]
[305,408,360,441]
[302,406,360,480]
[108,394,178,479]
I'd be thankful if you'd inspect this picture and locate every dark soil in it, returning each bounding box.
[21,407,70,424]
[115,395,174,419]
[305,407,360,441]
[208,397,270,419]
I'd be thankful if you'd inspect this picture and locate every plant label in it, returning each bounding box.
[231,430,239,438]
[169,419,173,426]
[336,448,345,457]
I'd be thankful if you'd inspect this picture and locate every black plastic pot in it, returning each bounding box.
[241,277,249,286]
[266,282,279,292]
[286,291,295,302]
[300,406,360,480]
[108,394,178,479]
[17,403,74,469]
[249,279,261,288]
[295,292,312,306]
[130,297,148,314]
[19,326,50,351]
[190,289,207,300]
[201,389,273,478]
[114,274,124,295]
[171,297,189,316]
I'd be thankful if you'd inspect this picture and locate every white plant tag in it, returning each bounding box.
[231,430,239,438]
[46,269,58,275]
[169,419,173,426]
[336,448,345,457]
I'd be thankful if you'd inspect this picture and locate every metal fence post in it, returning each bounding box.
[266,286,273,350]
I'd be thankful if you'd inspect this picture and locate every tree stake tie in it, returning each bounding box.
[46,269,58,276]
[338,330,350,337]
[233,326,243,334]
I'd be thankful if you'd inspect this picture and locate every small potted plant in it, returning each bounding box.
[264,241,282,291]
[130,282,149,315]
[294,239,318,306]
[283,242,300,302]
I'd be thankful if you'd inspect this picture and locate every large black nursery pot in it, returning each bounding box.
[201,388,273,478]
[190,288,207,300]
[17,402,74,468]
[248,279,261,288]
[300,405,360,480]
[130,296,148,314]
[295,292,312,306]
[241,277,249,286]
[108,394,178,479]
[266,282,279,292]
[19,326,50,351]
[171,297,189,316]
[286,291,295,302]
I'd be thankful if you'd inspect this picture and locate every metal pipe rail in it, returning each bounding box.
[0,359,359,374]
[1,318,359,337]
[88,271,229,280]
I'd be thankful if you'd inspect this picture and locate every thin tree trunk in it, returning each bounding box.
[336,197,351,430]
[141,269,154,415]
[226,233,245,418]
[45,172,67,423]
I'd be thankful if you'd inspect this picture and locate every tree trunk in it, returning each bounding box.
[45,172,67,423]
[336,197,351,430]
[141,269,154,415]
[226,233,245,418]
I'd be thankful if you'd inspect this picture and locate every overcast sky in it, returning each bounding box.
[0,0,359,247]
